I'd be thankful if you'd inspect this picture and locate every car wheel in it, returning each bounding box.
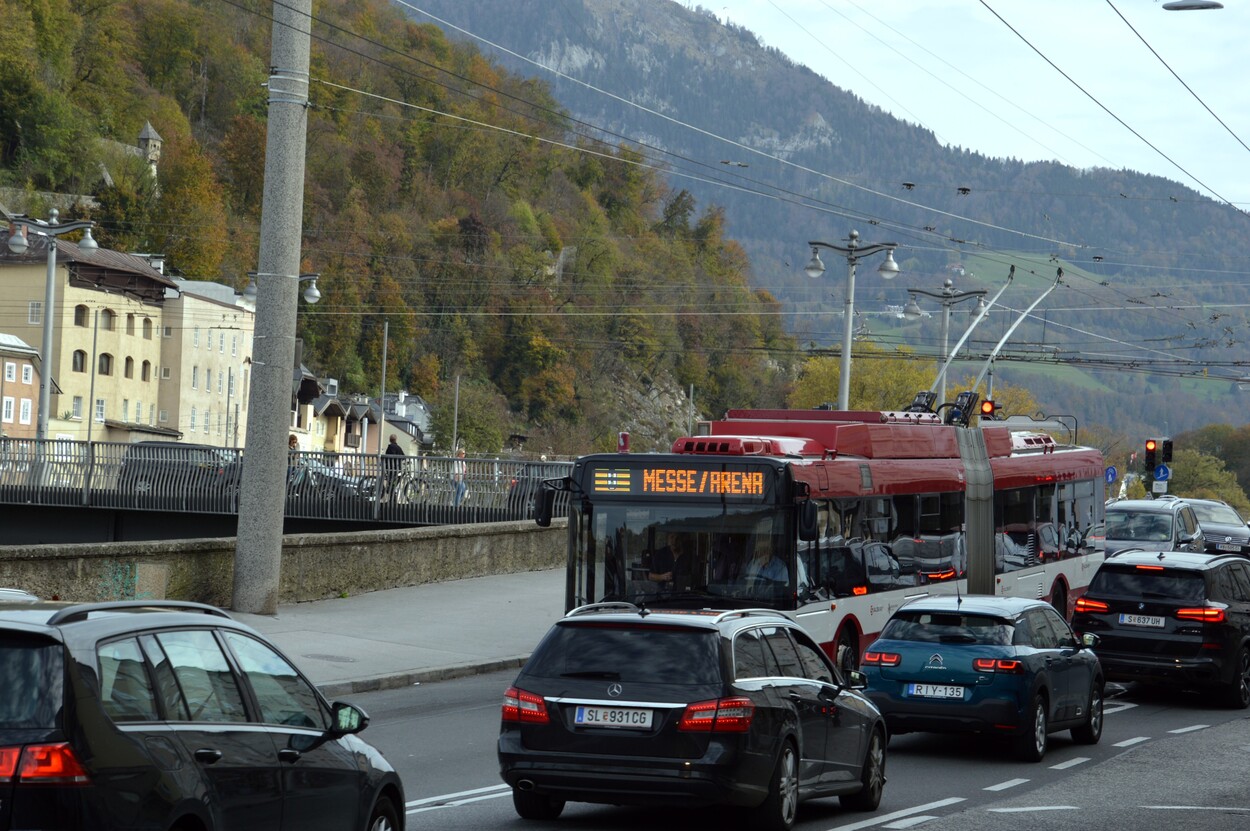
[1223,647,1250,710]
[1013,693,1048,762]
[367,796,400,831]
[1070,681,1104,744]
[1050,583,1068,620]
[512,788,565,820]
[836,626,859,674]
[752,741,799,831]
[840,728,886,811]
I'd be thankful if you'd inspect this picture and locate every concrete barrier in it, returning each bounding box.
[0,519,568,606]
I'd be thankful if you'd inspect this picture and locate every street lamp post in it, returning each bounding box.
[903,278,988,406]
[6,209,97,440]
[805,231,900,410]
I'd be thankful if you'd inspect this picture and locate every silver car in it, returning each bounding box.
[1102,498,1204,556]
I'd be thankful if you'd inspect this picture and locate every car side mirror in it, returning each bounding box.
[330,701,369,735]
[844,669,868,690]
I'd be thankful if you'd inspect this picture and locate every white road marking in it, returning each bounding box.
[406,784,509,810]
[408,791,512,814]
[1141,806,1250,812]
[1102,701,1138,716]
[1113,736,1150,747]
[1168,724,1209,734]
[1049,757,1090,770]
[988,806,1079,813]
[826,797,966,831]
[984,778,1029,791]
[883,817,939,829]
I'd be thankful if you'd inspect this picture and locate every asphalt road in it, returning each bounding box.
[347,673,1250,831]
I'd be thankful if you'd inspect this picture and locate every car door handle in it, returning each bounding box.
[194,748,223,764]
[278,748,302,763]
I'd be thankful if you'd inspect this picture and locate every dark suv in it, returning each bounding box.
[498,604,887,831]
[1184,497,1250,556]
[115,441,241,506]
[1072,550,1250,708]
[0,597,404,830]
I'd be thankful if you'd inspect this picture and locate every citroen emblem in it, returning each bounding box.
[607,683,623,698]
[927,653,944,669]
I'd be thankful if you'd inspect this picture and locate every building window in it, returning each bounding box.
[3,362,13,382]
[162,325,172,338]
[74,305,89,327]
[190,407,197,431]
[231,335,237,357]
[72,396,83,418]
[219,333,225,353]
[159,409,168,423]
[122,399,129,422]
[126,314,135,335]
[228,373,235,397]
[19,399,31,425]
[94,399,105,423]
[191,366,198,389]
[100,309,115,331]
[205,408,211,433]
[193,326,199,348]
[21,364,31,384]
[1,397,12,423]
[28,301,42,325]
[143,318,153,339]
[135,402,143,424]
[125,356,135,378]
[142,360,151,382]
[205,369,212,395]
[72,350,87,372]
[98,353,114,376]
[217,372,223,395]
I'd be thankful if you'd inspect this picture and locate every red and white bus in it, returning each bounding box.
[539,403,1106,672]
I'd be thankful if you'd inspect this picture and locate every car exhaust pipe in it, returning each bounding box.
[517,780,535,791]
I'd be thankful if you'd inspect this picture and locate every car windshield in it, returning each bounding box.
[879,611,1014,645]
[0,635,64,728]
[1190,502,1244,526]
[1105,511,1172,542]
[1089,566,1205,603]
[524,622,721,685]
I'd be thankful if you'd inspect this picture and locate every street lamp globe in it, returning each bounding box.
[903,296,923,320]
[877,249,900,279]
[302,278,321,305]
[6,225,28,254]
[804,248,825,279]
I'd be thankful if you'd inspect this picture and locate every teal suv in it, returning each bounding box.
[861,595,1104,761]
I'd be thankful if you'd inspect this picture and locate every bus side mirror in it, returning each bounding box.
[535,485,556,527]
[798,501,819,541]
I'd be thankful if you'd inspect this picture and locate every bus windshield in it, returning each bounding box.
[570,501,795,610]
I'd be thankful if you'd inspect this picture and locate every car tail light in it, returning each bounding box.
[862,651,900,666]
[502,686,550,724]
[1176,605,1226,623]
[0,746,19,783]
[678,697,754,732]
[973,658,1023,674]
[13,743,89,784]
[1074,597,1108,613]
[1134,564,1165,571]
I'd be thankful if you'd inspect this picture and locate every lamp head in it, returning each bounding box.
[804,247,825,279]
[6,225,29,255]
[903,296,923,320]
[242,276,258,302]
[877,248,900,279]
[77,226,98,251]
[302,278,321,305]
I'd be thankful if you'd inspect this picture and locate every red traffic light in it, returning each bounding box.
[1145,439,1158,452]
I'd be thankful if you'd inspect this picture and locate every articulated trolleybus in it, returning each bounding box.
[536,396,1106,672]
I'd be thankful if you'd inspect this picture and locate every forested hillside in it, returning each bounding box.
[0,0,796,452]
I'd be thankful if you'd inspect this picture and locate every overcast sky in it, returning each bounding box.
[714,0,1249,208]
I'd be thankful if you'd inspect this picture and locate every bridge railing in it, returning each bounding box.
[0,438,572,523]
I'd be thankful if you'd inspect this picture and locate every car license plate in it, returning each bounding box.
[907,683,965,699]
[1217,543,1242,552]
[574,705,653,729]
[1118,613,1165,627]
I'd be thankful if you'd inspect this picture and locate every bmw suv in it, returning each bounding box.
[0,597,404,830]
[1072,550,1250,708]
[498,604,887,831]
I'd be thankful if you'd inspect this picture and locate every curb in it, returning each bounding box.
[316,655,531,698]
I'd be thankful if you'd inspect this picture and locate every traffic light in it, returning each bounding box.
[978,399,999,420]
[1144,438,1158,473]
[1161,438,1173,463]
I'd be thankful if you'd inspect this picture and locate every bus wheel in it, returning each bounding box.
[836,627,859,673]
[1051,583,1068,620]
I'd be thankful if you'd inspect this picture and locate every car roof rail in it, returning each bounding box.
[565,601,642,618]
[46,600,233,626]
[1106,547,1147,558]
[0,587,39,603]
[711,608,790,625]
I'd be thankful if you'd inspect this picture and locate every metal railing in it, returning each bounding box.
[0,438,572,524]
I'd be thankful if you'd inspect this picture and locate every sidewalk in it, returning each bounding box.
[233,568,565,697]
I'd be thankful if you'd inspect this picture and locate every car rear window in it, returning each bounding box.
[0,635,64,729]
[1105,511,1172,542]
[524,623,721,685]
[879,611,1013,645]
[1088,566,1205,602]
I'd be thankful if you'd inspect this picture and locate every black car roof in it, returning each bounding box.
[1102,549,1238,569]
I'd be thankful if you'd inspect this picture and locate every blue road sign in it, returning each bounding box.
[1154,464,1171,481]
[1105,466,1117,485]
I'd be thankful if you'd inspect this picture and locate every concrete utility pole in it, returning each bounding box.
[233,0,312,614]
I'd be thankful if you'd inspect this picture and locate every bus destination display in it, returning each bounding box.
[589,464,773,501]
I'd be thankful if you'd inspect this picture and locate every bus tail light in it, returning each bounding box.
[1176,605,1226,623]
[679,697,754,732]
[852,586,868,596]
[862,651,900,666]
[502,686,550,724]
[1074,597,1108,613]
[974,658,1023,674]
[923,569,957,582]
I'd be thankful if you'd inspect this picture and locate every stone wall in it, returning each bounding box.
[0,520,568,606]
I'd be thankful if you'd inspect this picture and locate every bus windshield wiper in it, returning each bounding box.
[560,670,621,679]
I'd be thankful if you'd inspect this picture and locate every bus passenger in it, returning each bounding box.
[743,540,788,585]
[648,533,693,589]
